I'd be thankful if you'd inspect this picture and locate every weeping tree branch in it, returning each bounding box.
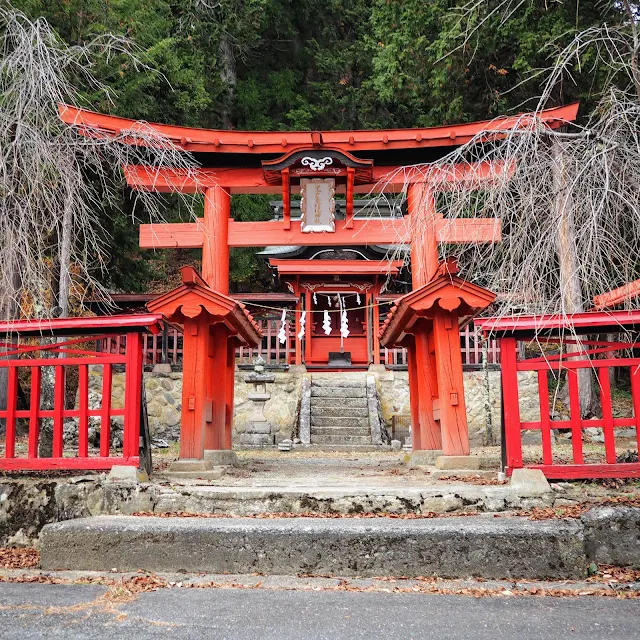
[0,6,201,320]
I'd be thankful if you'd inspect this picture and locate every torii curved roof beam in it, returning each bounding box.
[58,103,579,156]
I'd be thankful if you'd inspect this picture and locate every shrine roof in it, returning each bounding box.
[380,270,496,346]
[269,258,404,276]
[59,103,579,160]
[147,267,262,345]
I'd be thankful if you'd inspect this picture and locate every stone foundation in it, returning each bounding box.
[78,365,540,448]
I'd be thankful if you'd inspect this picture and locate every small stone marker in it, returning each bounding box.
[107,466,148,483]
[278,439,293,451]
[509,468,551,497]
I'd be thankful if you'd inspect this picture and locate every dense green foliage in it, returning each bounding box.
[10,0,623,293]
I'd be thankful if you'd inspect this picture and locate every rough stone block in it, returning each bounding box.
[152,363,173,374]
[408,450,443,466]
[107,466,147,484]
[299,377,312,445]
[245,422,272,434]
[311,397,368,409]
[582,507,640,568]
[509,468,551,497]
[167,459,215,473]
[311,387,367,398]
[39,515,587,579]
[239,433,274,446]
[203,450,239,466]
[435,456,482,471]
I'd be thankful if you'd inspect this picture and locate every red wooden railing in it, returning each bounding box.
[501,335,640,479]
[0,315,160,471]
[236,317,296,365]
[130,319,499,368]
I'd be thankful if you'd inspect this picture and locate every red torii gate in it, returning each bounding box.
[60,103,579,463]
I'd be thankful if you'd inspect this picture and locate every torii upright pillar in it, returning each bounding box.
[404,182,496,458]
[200,186,237,460]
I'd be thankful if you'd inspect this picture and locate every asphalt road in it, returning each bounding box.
[0,582,638,639]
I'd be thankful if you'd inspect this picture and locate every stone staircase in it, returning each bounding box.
[309,375,374,447]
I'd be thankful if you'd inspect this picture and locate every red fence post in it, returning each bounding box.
[500,337,523,470]
[78,364,89,458]
[5,366,17,458]
[27,366,42,458]
[100,363,113,458]
[123,332,143,460]
[52,366,65,458]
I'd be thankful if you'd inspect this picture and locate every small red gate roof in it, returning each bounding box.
[58,103,579,156]
[380,270,496,346]
[147,266,262,346]
[0,314,164,337]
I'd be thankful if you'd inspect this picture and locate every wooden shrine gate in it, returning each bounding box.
[59,102,578,463]
[0,315,162,471]
[477,311,640,479]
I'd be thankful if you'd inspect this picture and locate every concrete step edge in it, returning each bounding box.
[39,515,588,580]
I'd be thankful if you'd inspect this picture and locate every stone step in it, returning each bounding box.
[310,396,368,408]
[309,406,367,418]
[311,435,373,445]
[310,387,367,398]
[311,378,366,389]
[40,515,586,579]
[310,426,372,437]
[310,416,370,429]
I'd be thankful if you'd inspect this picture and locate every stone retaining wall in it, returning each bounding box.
[83,365,540,447]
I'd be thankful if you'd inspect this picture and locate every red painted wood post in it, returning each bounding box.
[295,298,302,366]
[413,322,442,450]
[500,337,523,469]
[52,366,65,458]
[372,297,381,365]
[123,332,143,459]
[566,369,585,464]
[632,364,640,454]
[78,365,89,458]
[224,338,236,450]
[598,366,617,464]
[432,309,469,456]
[5,366,17,458]
[100,363,113,458]
[28,366,42,458]
[202,185,231,294]
[205,323,231,451]
[537,369,553,465]
[405,336,422,451]
[282,168,291,230]
[345,167,355,229]
[179,316,210,459]
[305,290,313,362]
[407,182,439,288]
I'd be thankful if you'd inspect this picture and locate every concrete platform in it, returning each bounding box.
[40,515,586,579]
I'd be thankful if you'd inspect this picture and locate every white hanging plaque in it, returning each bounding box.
[300,178,335,233]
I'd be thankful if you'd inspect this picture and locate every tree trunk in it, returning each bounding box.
[552,137,596,417]
[219,33,237,130]
[57,201,73,318]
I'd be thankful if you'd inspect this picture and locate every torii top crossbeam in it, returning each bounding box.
[59,103,579,295]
